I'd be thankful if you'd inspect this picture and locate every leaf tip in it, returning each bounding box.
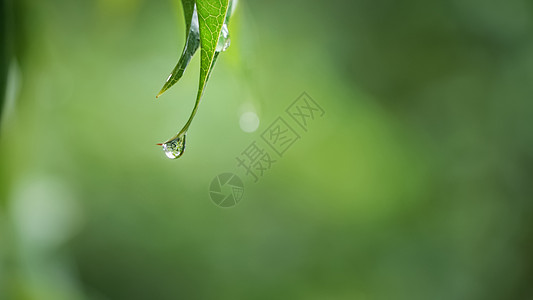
[156,88,166,98]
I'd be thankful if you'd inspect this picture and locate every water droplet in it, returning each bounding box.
[216,24,231,52]
[161,133,186,159]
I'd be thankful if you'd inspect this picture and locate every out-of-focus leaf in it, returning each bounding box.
[0,0,10,123]
[157,0,200,97]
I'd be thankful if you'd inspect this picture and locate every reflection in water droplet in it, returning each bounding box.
[161,133,186,159]
[216,24,231,52]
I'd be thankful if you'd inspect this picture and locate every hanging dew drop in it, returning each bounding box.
[216,24,231,52]
[160,133,186,159]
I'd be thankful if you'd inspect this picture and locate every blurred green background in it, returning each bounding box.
[1,0,533,299]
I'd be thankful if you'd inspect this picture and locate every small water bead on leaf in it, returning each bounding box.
[215,24,231,52]
[161,133,186,159]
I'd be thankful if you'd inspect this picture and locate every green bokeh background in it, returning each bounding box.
[1,0,532,299]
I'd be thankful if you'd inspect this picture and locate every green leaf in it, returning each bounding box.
[176,0,230,134]
[156,0,200,97]
[196,0,230,97]
[158,0,234,156]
